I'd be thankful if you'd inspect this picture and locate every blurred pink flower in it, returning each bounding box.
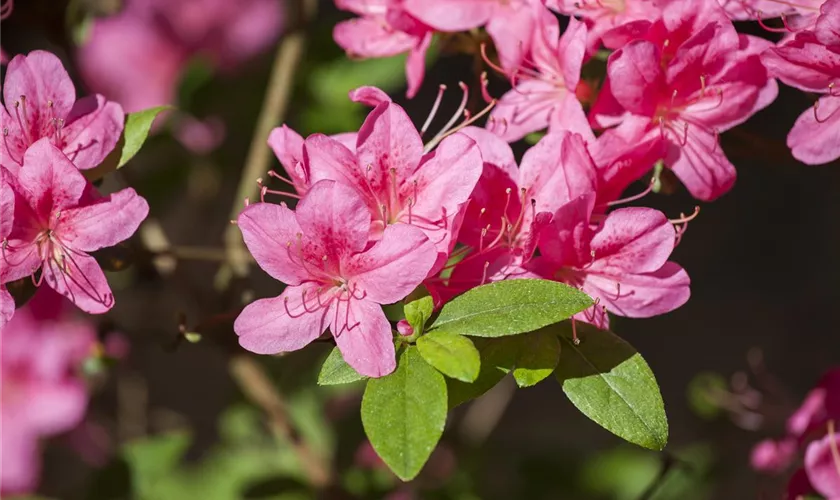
[0,288,96,495]
[234,180,436,377]
[1,51,124,173]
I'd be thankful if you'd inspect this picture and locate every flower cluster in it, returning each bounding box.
[0,51,149,328]
[750,368,840,499]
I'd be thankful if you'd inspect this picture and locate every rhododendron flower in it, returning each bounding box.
[302,99,483,268]
[590,2,778,201]
[1,51,124,174]
[526,193,690,328]
[234,180,436,377]
[0,289,95,495]
[716,0,824,27]
[333,0,433,99]
[1,167,13,328]
[545,0,664,51]
[803,431,840,498]
[402,0,542,72]
[0,139,149,314]
[445,127,596,292]
[486,11,592,142]
[761,1,840,165]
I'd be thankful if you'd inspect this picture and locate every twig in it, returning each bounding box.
[229,355,331,487]
[216,0,318,289]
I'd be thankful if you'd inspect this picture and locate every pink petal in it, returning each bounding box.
[43,251,113,314]
[24,379,88,436]
[750,438,798,473]
[3,51,76,136]
[815,0,840,47]
[0,107,27,171]
[588,77,632,130]
[0,286,13,330]
[608,41,665,116]
[235,284,332,354]
[519,131,598,214]
[485,1,537,72]
[804,433,840,499]
[348,86,392,107]
[17,139,88,214]
[335,0,388,16]
[348,223,436,304]
[0,239,41,284]
[487,79,559,142]
[585,261,690,318]
[332,298,396,377]
[0,419,39,495]
[668,123,736,201]
[459,126,518,177]
[237,202,310,286]
[333,17,416,58]
[0,167,13,239]
[760,34,840,93]
[58,188,148,252]
[591,125,665,205]
[538,193,595,268]
[787,95,840,165]
[408,133,483,233]
[402,0,493,32]
[60,95,125,170]
[356,101,423,185]
[304,133,363,189]
[556,16,588,93]
[406,31,432,99]
[589,207,676,274]
[547,93,595,143]
[296,180,371,260]
[267,124,307,191]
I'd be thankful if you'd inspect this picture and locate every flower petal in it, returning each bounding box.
[348,223,435,304]
[668,123,736,201]
[333,17,416,58]
[43,251,113,314]
[60,95,125,170]
[585,261,690,318]
[235,284,332,354]
[402,0,493,32]
[356,101,423,187]
[58,188,149,252]
[237,202,309,286]
[589,207,676,274]
[332,299,396,377]
[3,51,76,135]
[268,124,307,191]
[788,95,840,165]
[804,433,840,499]
[17,139,88,214]
[296,180,371,260]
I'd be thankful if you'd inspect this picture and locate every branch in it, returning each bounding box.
[216,0,318,289]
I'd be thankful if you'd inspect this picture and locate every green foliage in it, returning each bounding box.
[429,279,593,338]
[555,323,668,450]
[417,330,480,382]
[317,347,367,386]
[361,346,447,481]
[509,328,562,388]
[84,106,172,182]
[687,372,728,419]
[404,294,434,336]
[446,337,517,408]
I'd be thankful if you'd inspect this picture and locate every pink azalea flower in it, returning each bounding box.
[402,0,542,72]
[234,180,436,377]
[0,139,149,314]
[591,2,778,200]
[526,193,690,328]
[333,0,433,98]
[545,0,664,52]
[301,99,483,268]
[751,438,798,473]
[0,288,95,495]
[804,432,840,498]
[267,124,308,194]
[716,0,823,27]
[1,51,124,174]
[761,6,840,165]
[485,10,592,142]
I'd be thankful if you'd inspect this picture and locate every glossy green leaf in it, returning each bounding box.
[447,338,517,408]
[555,324,668,450]
[429,279,592,338]
[361,346,447,481]
[511,328,561,388]
[416,330,480,382]
[317,347,366,386]
[119,106,171,167]
[404,294,434,335]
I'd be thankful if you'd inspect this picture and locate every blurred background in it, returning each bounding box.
[2,0,839,498]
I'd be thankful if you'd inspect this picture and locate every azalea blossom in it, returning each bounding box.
[234,180,436,377]
[545,0,664,51]
[761,0,840,165]
[0,139,149,314]
[301,99,483,268]
[0,167,13,328]
[333,0,433,98]
[1,50,124,174]
[0,288,95,495]
[526,193,690,328]
[485,10,592,142]
[590,1,778,200]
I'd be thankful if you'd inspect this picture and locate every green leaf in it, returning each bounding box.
[119,106,171,167]
[687,372,727,420]
[404,294,434,335]
[555,324,668,450]
[447,338,517,408]
[511,328,561,388]
[429,279,592,338]
[416,330,480,382]
[318,347,367,386]
[361,346,447,481]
